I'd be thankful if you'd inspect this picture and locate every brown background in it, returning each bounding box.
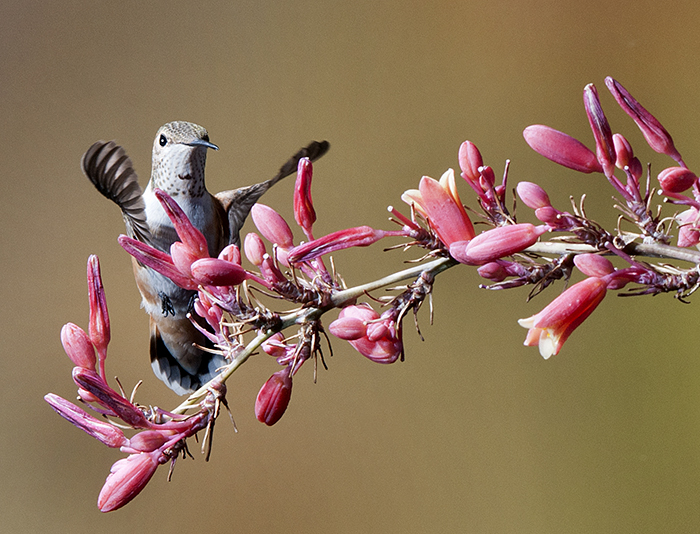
[3,1,700,532]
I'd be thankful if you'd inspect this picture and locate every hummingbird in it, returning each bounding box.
[81,121,329,395]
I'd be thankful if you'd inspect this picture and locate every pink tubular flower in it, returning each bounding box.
[605,77,683,163]
[583,83,616,176]
[523,125,603,174]
[97,452,160,512]
[288,226,391,263]
[87,255,110,358]
[449,224,547,265]
[45,393,128,448]
[518,276,608,359]
[255,368,293,426]
[401,170,475,246]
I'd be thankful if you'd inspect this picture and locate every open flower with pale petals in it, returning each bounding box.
[401,169,475,246]
[518,276,608,359]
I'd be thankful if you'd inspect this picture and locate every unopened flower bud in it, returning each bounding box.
[87,255,110,355]
[605,77,682,162]
[98,453,159,512]
[477,262,508,282]
[125,431,169,453]
[523,125,603,173]
[478,165,495,189]
[61,323,96,370]
[191,257,248,287]
[677,208,700,248]
[657,166,697,194]
[255,369,293,426]
[584,83,615,176]
[294,157,316,235]
[169,241,198,277]
[458,140,483,183]
[450,224,547,265]
[244,232,267,266]
[516,181,552,210]
[328,315,368,340]
[44,393,127,448]
[573,254,615,277]
[251,204,295,249]
[612,133,633,169]
[534,206,561,226]
[218,244,241,265]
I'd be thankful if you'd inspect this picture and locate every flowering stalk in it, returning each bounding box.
[48,77,700,511]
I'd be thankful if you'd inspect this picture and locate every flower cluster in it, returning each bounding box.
[48,77,700,511]
[45,256,224,511]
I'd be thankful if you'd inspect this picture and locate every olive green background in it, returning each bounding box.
[3,1,700,532]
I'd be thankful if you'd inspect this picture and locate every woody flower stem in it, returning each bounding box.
[173,256,457,413]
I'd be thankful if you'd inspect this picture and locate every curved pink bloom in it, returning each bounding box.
[523,125,603,174]
[98,453,160,512]
[518,276,608,359]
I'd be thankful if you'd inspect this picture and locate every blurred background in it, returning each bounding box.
[3,1,700,532]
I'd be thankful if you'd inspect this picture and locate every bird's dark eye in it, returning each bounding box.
[159,134,167,147]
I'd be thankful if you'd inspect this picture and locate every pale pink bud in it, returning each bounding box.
[87,255,110,355]
[45,393,127,448]
[61,323,96,370]
[605,77,682,162]
[328,316,368,340]
[244,232,267,266]
[124,431,169,453]
[294,157,316,234]
[450,224,547,265]
[287,226,388,263]
[98,453,159,512]
[190,257,248,286]
[612,133,633,169]
[573,254,615,277]
[169,241,198,277]
[677,208,700,248]
[255,369,293,426]
[458,140,484,183]
[477,262,507,282]
[337,306,401,364]
[518,277,607,359]
[251,204,294,249]
[218,244,241,264]
[523,125,603,173]
[478,166,496,189]
[583,83,615,176]
[118,235,198,290]
[534,206,561,225]
[516,181,552,210]
[262,332,287,357]
[658,166,697,194]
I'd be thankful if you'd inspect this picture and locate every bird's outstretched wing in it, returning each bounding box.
[215,140,330,247]
[81,140,152,244]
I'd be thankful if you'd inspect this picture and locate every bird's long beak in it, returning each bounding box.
[186,139,219,151]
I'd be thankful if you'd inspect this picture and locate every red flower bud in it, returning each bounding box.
[98,453,159,512]
[190,257,248,286]
[255,369,293,426]
[657,166,697,194]
[458,140,483,183]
